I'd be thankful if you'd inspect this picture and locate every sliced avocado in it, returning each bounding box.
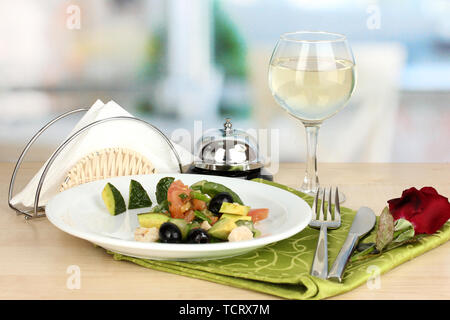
[128,179,152,209]
[102,182,126,215]
[169,218,189,240]
[137,213,170,228]
[219,202,250,216]
[220,213,252,223]
[207,218,237,240]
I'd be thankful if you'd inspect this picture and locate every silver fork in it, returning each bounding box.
[309,187,341,279]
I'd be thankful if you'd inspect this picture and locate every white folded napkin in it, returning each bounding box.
[11,99,193,208]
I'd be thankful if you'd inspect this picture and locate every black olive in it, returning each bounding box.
[187,228,210,244]
[208,192,233,215]
[159,222,182,243]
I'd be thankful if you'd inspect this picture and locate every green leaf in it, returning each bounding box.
[194,210,212,224]
[190,180,207,191]
[179,193,188,200]
[383,218,416,250]
[392,218,415,242]
[351,243,378,262]
[201,181,243,205]
[376,207,394,252]
[190,191,211,203]
[150,199,170,214]
[352,211,419,261]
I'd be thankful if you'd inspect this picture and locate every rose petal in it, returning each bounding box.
[388,187,426,220]
[410,193,450,234]
[388,187,450,234]
[420,186,439,196]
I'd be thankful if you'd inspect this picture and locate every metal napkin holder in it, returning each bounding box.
[8,108,183,220]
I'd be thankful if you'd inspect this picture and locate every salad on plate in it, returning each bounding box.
[101,177,269,244]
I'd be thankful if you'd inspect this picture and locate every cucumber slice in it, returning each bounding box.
[155,177,175,204]
[128,179,152,209]
[169,218,189,240]
[102,182,126,216]
[187,221,201,235]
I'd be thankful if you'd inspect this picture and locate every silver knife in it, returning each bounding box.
[327,207,376,282]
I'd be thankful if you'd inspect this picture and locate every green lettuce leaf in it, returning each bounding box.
[376,207,394,251]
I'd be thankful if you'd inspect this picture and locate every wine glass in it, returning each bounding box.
[268,31,356,199]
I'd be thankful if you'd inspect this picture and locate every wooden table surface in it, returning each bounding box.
[1,162,449,300]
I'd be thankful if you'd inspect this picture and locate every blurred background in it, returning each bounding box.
[0,0,449,163]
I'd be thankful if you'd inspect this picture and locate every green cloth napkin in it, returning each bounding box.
[109,179,450,300]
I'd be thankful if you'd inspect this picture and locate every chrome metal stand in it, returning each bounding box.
[8,108,183,220]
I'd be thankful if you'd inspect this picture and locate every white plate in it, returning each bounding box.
[45,174,312,261]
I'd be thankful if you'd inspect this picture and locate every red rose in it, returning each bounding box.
[388,187,450,234]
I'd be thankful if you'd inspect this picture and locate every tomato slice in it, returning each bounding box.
[210,216,218,225]
[167,180,192,219]
[184,209,195,223]
[248,208,269,222]
[192,198,207,211]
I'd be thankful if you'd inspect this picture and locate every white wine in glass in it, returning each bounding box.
[268,32,356,198]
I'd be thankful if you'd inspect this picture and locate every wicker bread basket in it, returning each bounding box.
[60,147,155,191]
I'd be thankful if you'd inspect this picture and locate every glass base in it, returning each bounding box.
[298,186,346,204]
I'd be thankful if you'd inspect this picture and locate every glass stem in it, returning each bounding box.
[301,124,320,194]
